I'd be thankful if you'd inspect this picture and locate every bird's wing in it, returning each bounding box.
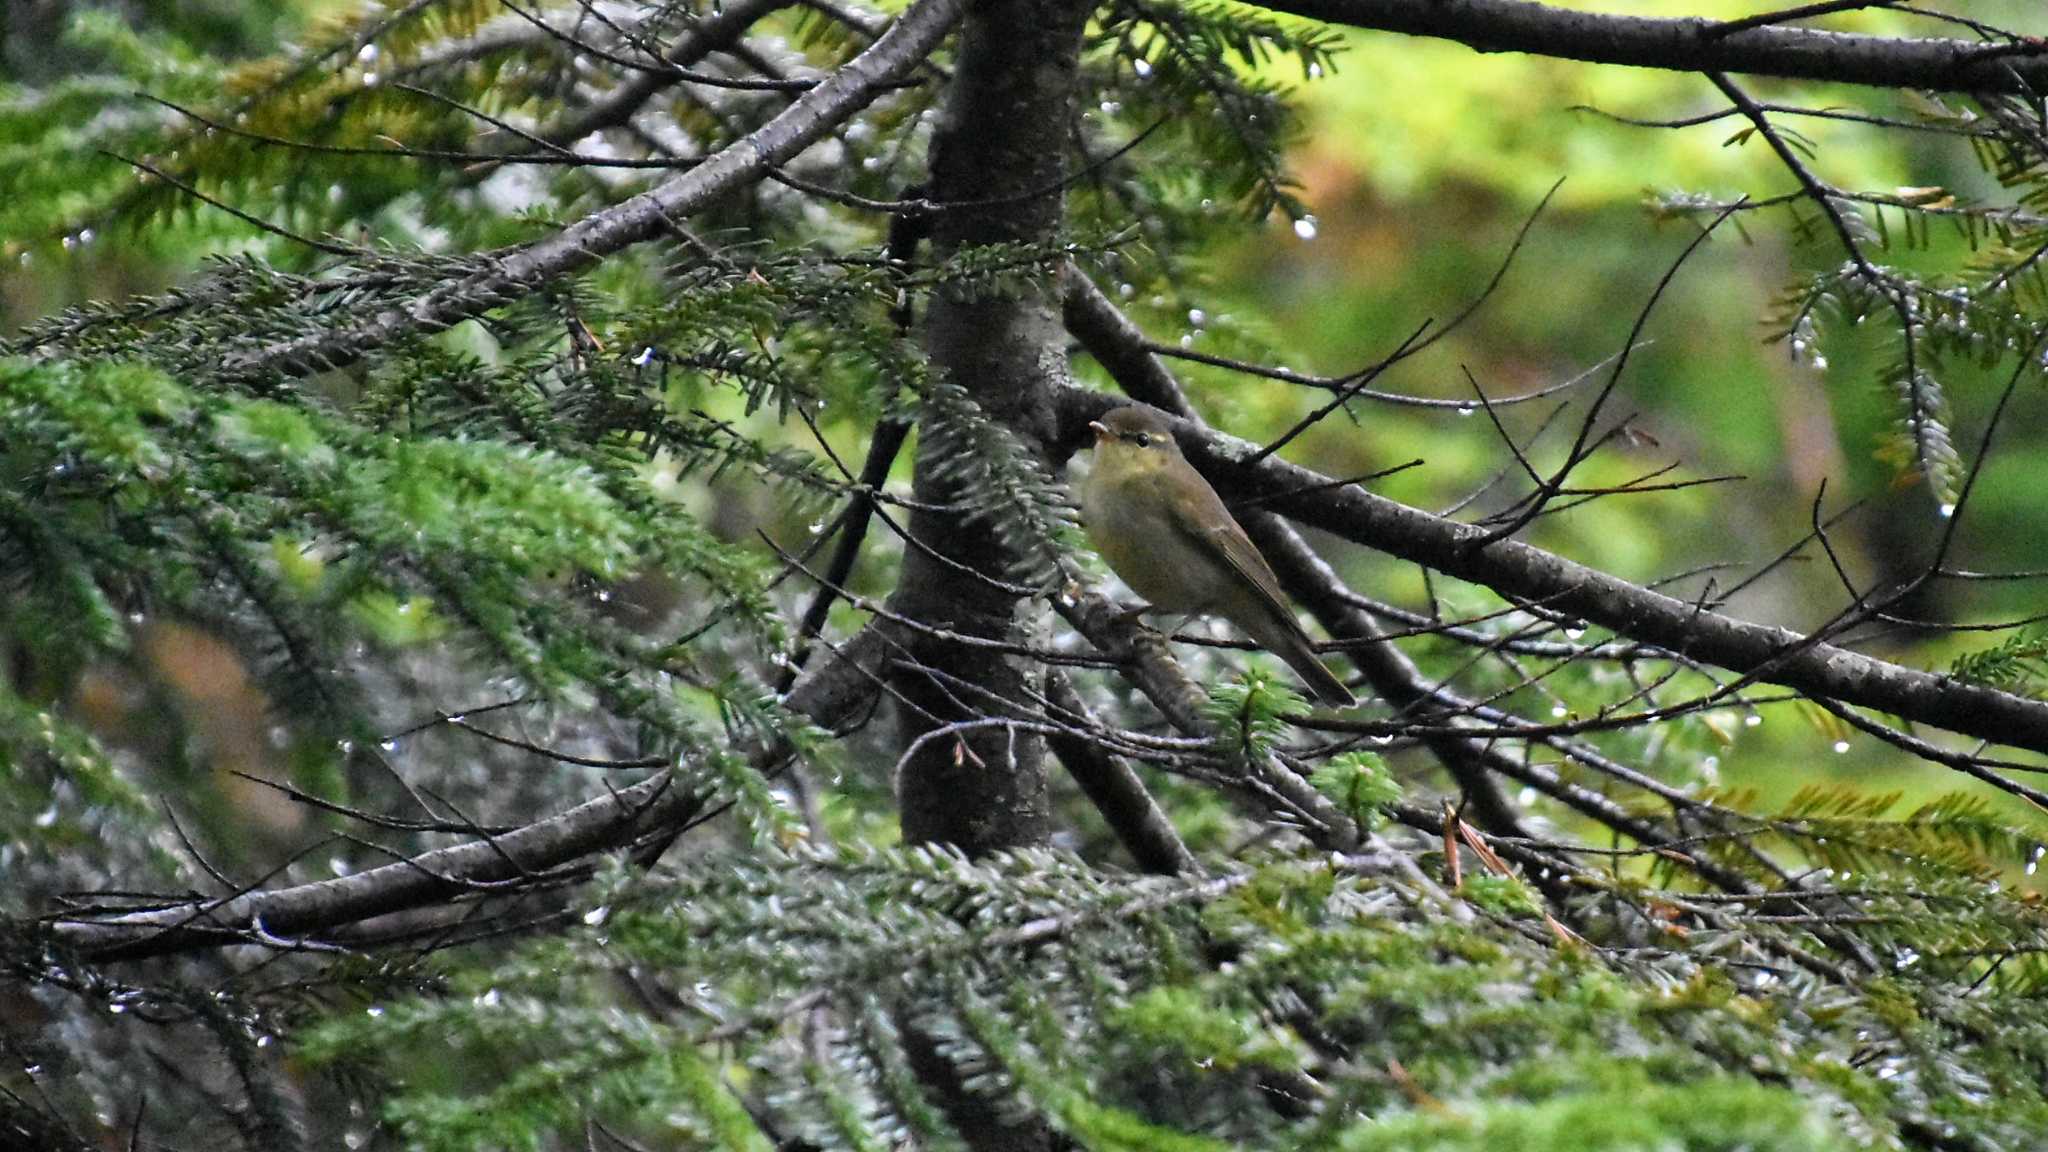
[1165,482,1300,629]
[1162,473,1357,705]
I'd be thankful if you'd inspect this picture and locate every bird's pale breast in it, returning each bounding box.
[1083,460,1230,613]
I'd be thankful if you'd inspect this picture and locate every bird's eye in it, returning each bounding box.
[1131,433,1152,447]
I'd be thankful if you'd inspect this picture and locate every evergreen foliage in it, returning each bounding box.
[8,3,2048,1152]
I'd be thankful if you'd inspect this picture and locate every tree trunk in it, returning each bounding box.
[890,0,1093,858]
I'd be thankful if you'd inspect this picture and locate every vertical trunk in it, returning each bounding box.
[889,7,1094,1149]
[891,0,1094,857]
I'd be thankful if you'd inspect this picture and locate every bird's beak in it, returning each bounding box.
[1088,421,1109,440]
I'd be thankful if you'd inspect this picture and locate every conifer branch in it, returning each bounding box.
[217,0,964,383]
[44,626,894,961]
[1240,0,2048,93]
[1058,270,1769,888]
[1054,386,2048,758]
[1043,670,1200,876]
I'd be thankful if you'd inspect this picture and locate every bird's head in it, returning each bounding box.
[1088,406,1181,467]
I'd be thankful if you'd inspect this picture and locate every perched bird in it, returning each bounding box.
[1081,405,1356,707]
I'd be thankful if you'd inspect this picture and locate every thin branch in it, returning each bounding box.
[1704,0,1902,39]
[1247,318,1433,464]
[139,93,697,168]
[1577,99,2004,140]
[1044,670,1201,876]
[497,0,845,90]
[1462,197,1741,547]
[105,152,360,257]
[779,417,911,689]
[491,0,794,163]
[1052,586,1359,845]
[46,627,893,961]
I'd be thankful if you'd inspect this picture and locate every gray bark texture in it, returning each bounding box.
[1252,0,2048,94]
[1052,386,2048,757]
[889,0,1094,859]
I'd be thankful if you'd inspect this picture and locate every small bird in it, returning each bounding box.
[1081,405,1356,707]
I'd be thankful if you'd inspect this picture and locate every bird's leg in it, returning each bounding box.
[1116,603,1216,644]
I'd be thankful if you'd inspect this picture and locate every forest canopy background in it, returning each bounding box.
[10,1,2048,1150]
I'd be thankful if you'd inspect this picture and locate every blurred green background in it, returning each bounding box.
[1172,1,2048,815]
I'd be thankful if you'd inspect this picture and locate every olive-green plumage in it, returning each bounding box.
[1081,405,1356,707]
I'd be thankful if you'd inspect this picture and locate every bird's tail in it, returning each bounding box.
[1239,609,1356,708]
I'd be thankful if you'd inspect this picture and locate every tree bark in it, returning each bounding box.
[1243,0,2048,94]
[890,0,1093,858]
[1053,385,2048,758]
[47,626,894,961]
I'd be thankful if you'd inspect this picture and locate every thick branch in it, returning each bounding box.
[1249,0,2048,93]
[45,627,892,962]
[1053,387,2048,757]
[221,0,962,383]
[1044,670,1199,876]
[1056,593,1361,850]
[1057,273,1804,890]
[1061,271,1523,823]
